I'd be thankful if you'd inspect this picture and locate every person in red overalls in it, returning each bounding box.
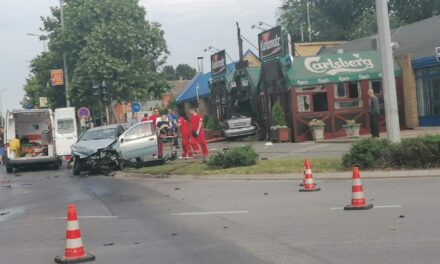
[189,108,208,158]
[141,113,149,122]
[177,113,193,159]
[149,108,163,158]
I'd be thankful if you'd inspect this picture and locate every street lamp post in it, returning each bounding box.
[0,89,7,128]
[60,0,71,107]
[376,0,401,143]
[27,33,48,52]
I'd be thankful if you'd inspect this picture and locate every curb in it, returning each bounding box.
[115,169,440,181]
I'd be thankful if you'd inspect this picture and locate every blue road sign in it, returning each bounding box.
[132,102,141,113]
[77,107,91,119]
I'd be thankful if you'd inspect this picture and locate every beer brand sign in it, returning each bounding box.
[304,54,375,76]
[258,26,283,60]
[284,51,388,87]
[211,50,226,77]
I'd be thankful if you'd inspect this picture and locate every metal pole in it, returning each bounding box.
[300,23,304,42]
[60,0,71,107]
[376,0,401,143]
[306,1,312,42]
[0,90,4,127]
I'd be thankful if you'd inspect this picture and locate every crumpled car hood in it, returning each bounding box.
[71,139,116,158]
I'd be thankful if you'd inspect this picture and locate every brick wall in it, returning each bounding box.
[399,54,419,128]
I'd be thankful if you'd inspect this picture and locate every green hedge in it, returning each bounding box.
[208,145,259,168]
[343,135,440,169]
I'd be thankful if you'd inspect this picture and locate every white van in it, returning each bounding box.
[54,108,78,156]
[4,108,77,173]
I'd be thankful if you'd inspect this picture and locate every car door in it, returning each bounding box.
[54,108,78,156]
[117,122,157,161]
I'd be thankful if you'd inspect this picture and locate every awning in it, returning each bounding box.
[232,67,261,93]
[282,51,401,87]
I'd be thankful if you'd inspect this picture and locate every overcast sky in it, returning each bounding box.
[0,0,280,113]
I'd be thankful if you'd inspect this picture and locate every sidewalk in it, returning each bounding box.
[322,127,440,143]
[116,168,440,181]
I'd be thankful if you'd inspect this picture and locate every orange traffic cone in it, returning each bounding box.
[299,160,321,192]
[344,167,373,210]
[55,204,95,264]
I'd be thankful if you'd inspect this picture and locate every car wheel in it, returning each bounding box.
[73,159,83,176]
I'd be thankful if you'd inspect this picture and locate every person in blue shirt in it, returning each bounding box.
[167,109,179,148]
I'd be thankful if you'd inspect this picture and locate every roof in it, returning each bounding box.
[175,72,212,103]
[176,63,236,103]
[175,49,260,103]
[320,15,440,59]
[166,80,191,97]
[234,67,262,93]
[281,51,401,87]
[294,41,346,56]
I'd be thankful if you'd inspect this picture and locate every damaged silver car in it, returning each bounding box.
[71,124,125,175]
[71,122,159,175]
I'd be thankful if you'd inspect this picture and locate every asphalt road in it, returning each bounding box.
[207,141,351,159]
[1,166,439,264]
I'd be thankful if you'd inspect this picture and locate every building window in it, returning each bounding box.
[371,80,382,94]
[312,93,328,112]
[335,83,346,98]
[348,82,360,98]
[335,100,363,109]
[297,95,311,112]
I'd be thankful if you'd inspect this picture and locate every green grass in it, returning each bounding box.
[124,158,344,176]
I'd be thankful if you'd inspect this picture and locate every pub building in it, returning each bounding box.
[257,26,405,142]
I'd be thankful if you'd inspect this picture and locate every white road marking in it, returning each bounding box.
[46,216,119,219]
[171,210,249,216]
[330,205,402,210]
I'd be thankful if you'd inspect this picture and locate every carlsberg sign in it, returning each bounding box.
[304,54,374,76]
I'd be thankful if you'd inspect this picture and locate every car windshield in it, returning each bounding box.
[80,128,116,141]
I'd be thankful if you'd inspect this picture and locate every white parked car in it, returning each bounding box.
[222,115,256,138]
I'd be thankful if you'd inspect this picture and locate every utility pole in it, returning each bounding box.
[236,22,244,62]
[300,23,304,42]
[60,0,71,107]
[306,1,312,42]
[376,0,401,143]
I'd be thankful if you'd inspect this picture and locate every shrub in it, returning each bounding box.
[382,136,440,169]
[271,102,287,127]
[342,138,390,169]
[343,135,440,170]
[205,116,221,130]
[208,145,259,168]
[203,115,210,128]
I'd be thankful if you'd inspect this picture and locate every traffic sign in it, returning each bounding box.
[77,107,90,119]
[436,47,440,62]
[132,102,141,113]
[39,97,48,107]
[50,69,64,86]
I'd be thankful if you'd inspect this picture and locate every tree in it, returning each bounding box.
[350,9,404,39]
[390,0,440,24]
[278,0,373,41]
[162,65,176,81]
[278,0,439,41]
[24,0,169,109]
[175,64,197,80]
